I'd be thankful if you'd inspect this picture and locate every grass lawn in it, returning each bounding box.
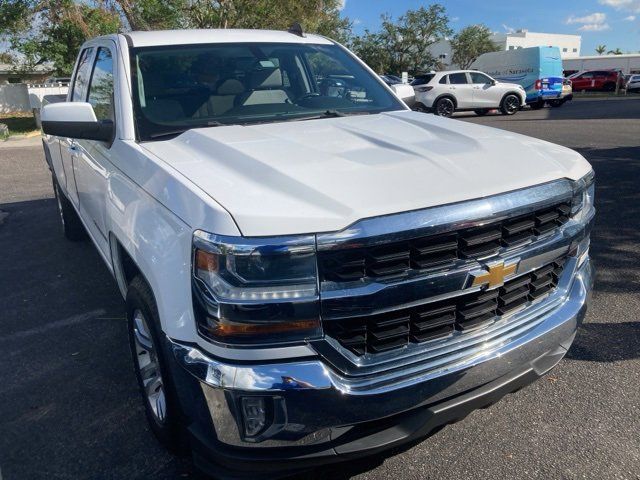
[0,112,39,138]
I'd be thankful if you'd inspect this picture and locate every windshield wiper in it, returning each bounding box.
[148,121,225,140]
[287,110,371,122]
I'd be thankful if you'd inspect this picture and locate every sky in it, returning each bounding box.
[340,0,640,55]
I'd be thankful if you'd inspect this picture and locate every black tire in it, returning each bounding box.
[434,97,455,117]
[529,100,545,110]
[52,175,86,241]
[127,275,185,453]
[549,99,564,108]
[603,82,615,92]
[500,94,521,115]
[474,109,489,116]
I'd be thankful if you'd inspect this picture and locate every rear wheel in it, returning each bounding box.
[52,175,86,241]
[603,82,615,92]
[434,97,455,117]
[127,276,184,453]
[474,109,490,116]
[500,94,520,115]
[549,99,564,108]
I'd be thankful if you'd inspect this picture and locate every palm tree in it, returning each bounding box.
[607,48,623,55]
[595,45,606,55]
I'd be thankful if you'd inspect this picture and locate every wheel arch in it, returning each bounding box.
[501,91,524,106]
[433,93,457,109]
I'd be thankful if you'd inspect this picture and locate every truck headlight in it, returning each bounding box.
[571,170,595,223]
[192,231,321,345]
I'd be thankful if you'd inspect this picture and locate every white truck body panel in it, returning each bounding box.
[43,30,591,350]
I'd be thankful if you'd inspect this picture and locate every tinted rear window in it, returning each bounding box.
[411,74,435,86]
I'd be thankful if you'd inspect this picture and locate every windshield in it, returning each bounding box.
[131,42,405,141]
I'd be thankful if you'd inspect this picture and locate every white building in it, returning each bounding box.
[563,54,640,75]
[491,30,581,59]
[428,30,582,70]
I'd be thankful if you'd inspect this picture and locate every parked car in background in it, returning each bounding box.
[39,28,595,478]
[625,74,640,93]
[472,47,567,109]
[569,70,620,92]
[412,70,526,117]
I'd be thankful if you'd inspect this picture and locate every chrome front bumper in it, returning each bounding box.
[170,258,593,460]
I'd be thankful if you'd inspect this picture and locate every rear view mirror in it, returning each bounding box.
[390,83,416,107]
[41,102,113,142]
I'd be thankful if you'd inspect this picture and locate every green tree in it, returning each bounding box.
[183,0,350,42]
[2,0,121,75]
[607,47,623,55]
[595,44,606,55]
[349,29,391,73]
[379,5,452,74]
[450,24,497,69]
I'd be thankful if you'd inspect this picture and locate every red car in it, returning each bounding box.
[568,70,621,92]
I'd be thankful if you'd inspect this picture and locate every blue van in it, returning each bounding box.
[471,46,568,108]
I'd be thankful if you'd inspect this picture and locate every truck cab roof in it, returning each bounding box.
[95,29,335,48]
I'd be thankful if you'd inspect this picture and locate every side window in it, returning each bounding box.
[71,47,95,101]
[87,47,114,122]
[439,75,448,84]
[448,73,469,85]
[470,72,491,84]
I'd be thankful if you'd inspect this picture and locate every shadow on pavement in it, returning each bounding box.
[567,322,640,363]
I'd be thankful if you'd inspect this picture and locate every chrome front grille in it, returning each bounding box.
[319,202,571,283]
[324,257,567,356]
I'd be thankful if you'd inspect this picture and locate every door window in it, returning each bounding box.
[71,47,95,101]
[448,73,469,84]
[87,47,115,122]
[469,72,492,84]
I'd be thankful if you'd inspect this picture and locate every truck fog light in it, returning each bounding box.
[241,397,268,437]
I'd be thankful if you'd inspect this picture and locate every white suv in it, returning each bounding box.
[412,70,526,117]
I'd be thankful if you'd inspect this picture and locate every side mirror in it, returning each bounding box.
[488,79,496,86]
[41,102,113,142]
[390,83,416,107]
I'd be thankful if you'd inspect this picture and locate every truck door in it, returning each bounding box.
[72,44,116,256]
[469,71,502,107]
[60,47,95,207]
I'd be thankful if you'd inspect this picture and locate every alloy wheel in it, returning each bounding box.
[504,96,520,114]
[436,98,454,117]
[132,309,167,423]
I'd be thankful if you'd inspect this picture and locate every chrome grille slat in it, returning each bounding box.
[319,201,571,283]
[325,257,567,356]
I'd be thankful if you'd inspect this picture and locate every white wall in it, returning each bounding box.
[0,84,31,114]
[563,55,640,74]
[27,84,69,109]
[491,31,581,59]
[0,83,69,114]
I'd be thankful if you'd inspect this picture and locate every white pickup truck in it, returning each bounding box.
[41,28,595,478]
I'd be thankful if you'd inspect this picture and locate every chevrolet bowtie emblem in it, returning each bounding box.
[471,260,518,289]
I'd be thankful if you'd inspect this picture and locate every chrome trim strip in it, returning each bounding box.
[316,179,574,250]
[171,258,592,396]
[320,209,592,321]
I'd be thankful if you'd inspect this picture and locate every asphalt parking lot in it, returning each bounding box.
[1,97,639,480]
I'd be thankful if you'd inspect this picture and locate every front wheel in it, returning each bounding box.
[434,97,455,117]
[500,94,521,115]
[127,276,184,453]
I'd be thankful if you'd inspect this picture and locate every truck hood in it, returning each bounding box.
[142,110,591,236]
